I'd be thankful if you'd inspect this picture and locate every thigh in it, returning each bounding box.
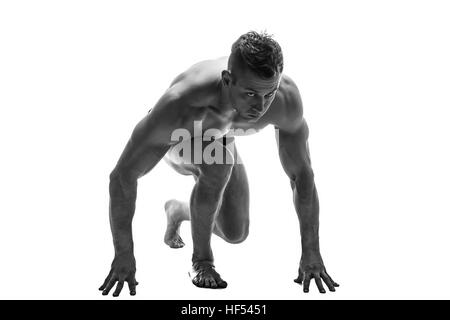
[165,135,249,221]
[164,136,202,177]
[165,135,235,177]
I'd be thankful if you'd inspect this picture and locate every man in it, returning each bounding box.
[99,31,339,296]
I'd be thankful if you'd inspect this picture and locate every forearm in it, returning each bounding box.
[292,176,320,254]
[109,172,137,256]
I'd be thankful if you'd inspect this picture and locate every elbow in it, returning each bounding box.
[109,165,139,181]
[291,166,315,199]
[109,168,137,200]
[290,165,314,184]
[109,168,120,181]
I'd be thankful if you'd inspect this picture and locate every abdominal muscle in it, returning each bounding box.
[162,104,268,174]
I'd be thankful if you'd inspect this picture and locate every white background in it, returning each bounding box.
[1,0,449,300]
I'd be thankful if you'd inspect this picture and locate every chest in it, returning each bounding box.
[181,106,233,139]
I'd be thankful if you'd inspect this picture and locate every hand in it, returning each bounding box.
[99,253,138,297]
[294,254,339,294]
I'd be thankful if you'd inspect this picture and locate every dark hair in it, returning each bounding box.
[230,31,284,79]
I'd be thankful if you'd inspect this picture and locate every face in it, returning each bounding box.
[223,66,281,122]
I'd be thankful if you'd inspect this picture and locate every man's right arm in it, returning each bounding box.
[100,91,182,297]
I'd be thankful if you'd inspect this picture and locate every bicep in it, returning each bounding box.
[112,93,180,179]
[276,119,312,180]
[113,136,169,180]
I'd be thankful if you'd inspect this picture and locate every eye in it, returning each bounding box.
[246,92,255,97]
[266,91,275,98]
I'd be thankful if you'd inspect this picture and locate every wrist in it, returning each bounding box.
[301,249,322,264]
[114,249,134,258]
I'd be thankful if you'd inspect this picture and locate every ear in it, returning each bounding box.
[221,70,232,86]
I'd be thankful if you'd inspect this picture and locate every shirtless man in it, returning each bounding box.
[99,31,339,297]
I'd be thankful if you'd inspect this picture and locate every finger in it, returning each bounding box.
[320,272,335,292]
[324,269,339,287]
[303,273,311,293]
[327,274,339,287]
[294,273,304,285]
[102,277,117,296]
[128,280,137,296]
[99,269,113,290]
[112,281,124,297]
[314,274,326,294]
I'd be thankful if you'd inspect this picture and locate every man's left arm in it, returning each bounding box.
[276,112,339,294]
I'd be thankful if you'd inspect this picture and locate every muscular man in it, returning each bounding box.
[99,31,339,296]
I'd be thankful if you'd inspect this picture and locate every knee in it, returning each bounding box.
[226,231,249,244]
[222,221,249,244]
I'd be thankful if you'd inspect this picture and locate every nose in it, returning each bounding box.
[251,97,265,113]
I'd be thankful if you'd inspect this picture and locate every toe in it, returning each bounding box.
[169,239,180,248]
[175,240,184,248]
[217,280,228,288]
[195,277,205,287]
[210,279,218,288]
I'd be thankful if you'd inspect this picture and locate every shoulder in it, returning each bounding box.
[166,57,226,106]
[139,58,225,141]
[270,74,304,132]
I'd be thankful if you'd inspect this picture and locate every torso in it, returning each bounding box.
[160,57,302,171]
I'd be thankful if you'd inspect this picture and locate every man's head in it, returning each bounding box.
[222,31,284,122]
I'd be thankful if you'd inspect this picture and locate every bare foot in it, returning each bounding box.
[189,262,228,289]
[164,200,186,249]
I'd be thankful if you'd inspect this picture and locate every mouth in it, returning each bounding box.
[242,111,261,120]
